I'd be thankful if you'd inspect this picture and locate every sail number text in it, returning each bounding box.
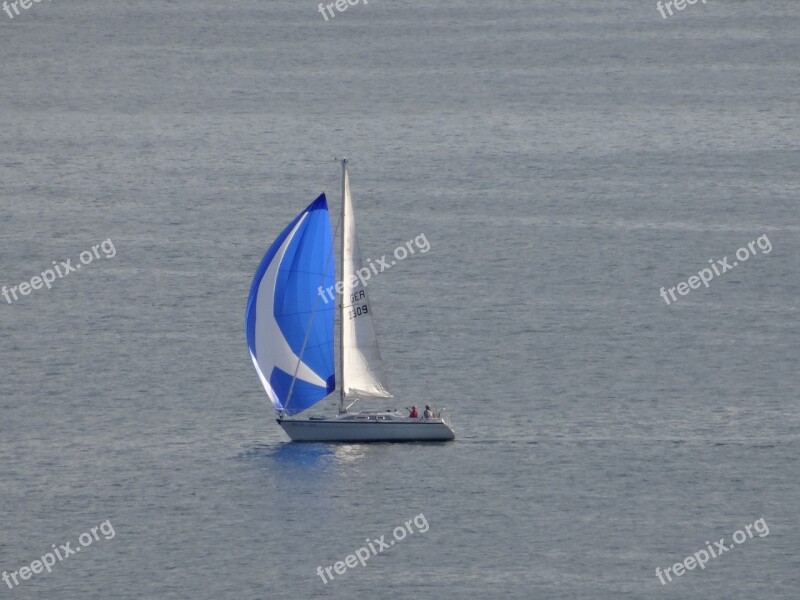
[347,290,369,320]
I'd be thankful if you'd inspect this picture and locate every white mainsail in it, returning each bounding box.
[340,162,392,399]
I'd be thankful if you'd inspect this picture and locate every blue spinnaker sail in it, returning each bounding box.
[246,194,336,415]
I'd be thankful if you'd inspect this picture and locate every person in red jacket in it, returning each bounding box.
[408,406,419,418]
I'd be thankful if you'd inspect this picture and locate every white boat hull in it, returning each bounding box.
[277,412,455,442]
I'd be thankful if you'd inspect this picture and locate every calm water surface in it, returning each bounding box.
[1,1,798,598]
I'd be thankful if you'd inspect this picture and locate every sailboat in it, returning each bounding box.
[246,159,455,442]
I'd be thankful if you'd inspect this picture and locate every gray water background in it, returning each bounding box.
[1,1,798,598]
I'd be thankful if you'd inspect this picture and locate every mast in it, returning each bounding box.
[338,158,347,414]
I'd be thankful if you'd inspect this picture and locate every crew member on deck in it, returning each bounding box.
[408,406,418,418]
[423,405,434,419]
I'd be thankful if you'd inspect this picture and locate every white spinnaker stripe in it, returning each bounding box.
[253,214,327,404]
[250,353,279,407]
